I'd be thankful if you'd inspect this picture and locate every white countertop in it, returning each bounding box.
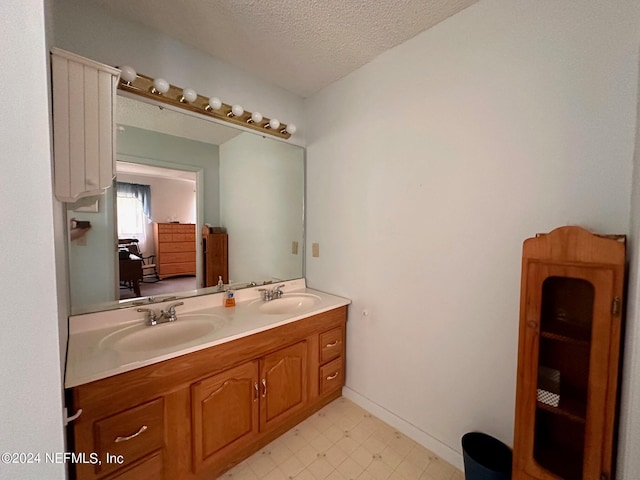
[65,279,350,388]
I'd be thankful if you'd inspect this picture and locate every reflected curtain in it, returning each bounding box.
[116,182,151,218]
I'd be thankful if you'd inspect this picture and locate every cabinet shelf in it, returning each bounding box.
[536,399,585,424]
[540,330,589,346]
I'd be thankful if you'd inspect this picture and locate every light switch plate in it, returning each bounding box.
[292,241,299,255]
[312,243,320,257]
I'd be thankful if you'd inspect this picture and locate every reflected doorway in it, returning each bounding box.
[116,161,198,300]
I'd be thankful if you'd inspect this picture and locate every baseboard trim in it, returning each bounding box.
[342,386,464,470]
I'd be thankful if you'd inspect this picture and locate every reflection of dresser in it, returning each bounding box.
[153,223,196,279]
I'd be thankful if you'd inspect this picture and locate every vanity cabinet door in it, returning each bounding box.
[259,341,308,431]
[191,360,260,473]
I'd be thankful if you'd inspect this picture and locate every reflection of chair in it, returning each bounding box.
[118,238,160,283]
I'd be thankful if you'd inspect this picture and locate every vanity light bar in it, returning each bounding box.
[117,70,294,140]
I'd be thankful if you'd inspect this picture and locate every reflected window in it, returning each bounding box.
[116,182,151,242]
[117,196,145,240]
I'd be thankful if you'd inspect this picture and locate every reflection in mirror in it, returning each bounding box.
[68,95,304,314]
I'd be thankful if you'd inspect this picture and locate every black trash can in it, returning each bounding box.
[461,432,512,480]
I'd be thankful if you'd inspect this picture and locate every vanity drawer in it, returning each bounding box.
[94,398,164,476]
[319,327,343,364]
[319,357,343,395]
[103,452,163,480]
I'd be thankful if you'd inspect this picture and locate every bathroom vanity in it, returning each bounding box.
[65,280,349,479]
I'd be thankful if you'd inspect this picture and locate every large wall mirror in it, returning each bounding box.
[68,94,304,315]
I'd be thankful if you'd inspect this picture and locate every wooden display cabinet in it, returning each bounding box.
[512,226,625,480]
[201,228,228,287]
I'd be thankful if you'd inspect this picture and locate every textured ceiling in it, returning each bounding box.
[90,0,478,97]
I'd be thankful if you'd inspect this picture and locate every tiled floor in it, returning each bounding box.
[218,397,464,480]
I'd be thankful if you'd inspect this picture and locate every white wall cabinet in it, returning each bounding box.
[51,48,120,202]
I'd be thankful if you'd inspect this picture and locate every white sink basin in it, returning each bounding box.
[100,314,227,353]
[251,293,321,315]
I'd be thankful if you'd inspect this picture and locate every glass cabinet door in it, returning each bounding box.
[533,276,594,479]
[519,263,616,480]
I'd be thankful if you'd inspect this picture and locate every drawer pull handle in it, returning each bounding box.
[326,372,339,381]
[325,340,339,348]
[262,378,267,398]
[114,425,148,443]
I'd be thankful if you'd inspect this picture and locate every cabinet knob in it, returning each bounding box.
[261,378,267,398]
[527,320,538,329]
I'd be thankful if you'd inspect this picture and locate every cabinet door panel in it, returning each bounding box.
[192,361,259,472]
[260,342,308,431]
[516,263,616,480]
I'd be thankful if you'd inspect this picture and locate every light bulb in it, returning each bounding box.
[284,124,297,135]
[249,112,263,124]
[267,119,280,130]
[152,78,170,94]
[228,104,244,117]
[206,97,222,111]
[181,88,197,103]
[120,65,137,84]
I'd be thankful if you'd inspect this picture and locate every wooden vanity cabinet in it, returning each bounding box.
[512,227,625,480]
[70,306,347,480]
[192,341,308,474]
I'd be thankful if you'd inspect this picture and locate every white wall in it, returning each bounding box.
[49,0,306,144]
[220,133,304,284]
[0,1,66,478]
[304,0,640,468]
[618,61,640,479]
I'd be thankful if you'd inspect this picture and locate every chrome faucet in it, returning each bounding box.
[137,301,184,326]
[258,284,285,301]
[137,307,158,326]
[160,301,184,322]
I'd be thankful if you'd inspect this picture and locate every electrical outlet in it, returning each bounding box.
[312,243,320,257]
[292,241,299,255]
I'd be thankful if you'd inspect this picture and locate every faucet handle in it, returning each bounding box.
[274,284,285,295]
[162,302,184,321]
[164,301,184,315]
[137,307,157,325]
